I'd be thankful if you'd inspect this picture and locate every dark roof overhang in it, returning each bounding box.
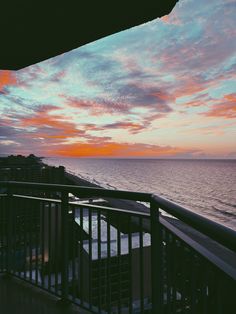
[1,1,178,70]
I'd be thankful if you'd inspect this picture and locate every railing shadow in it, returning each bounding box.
[0,181,236,313]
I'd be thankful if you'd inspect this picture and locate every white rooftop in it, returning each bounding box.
[75,208,150,260]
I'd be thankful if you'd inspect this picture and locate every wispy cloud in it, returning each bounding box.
[52,141,201,158]
[0,0,235,157]
[203,93,236,119]
[0,71,17,93]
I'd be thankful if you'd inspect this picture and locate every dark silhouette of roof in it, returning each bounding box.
[1,1,178,70]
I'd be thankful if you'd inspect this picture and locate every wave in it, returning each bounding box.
[212,206,236,218]
[43,157,236,229]
[218,199,236,209]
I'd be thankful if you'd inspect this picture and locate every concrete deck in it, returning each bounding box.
[0,275,90,314]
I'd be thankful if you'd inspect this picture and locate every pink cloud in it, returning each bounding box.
[103,122,145,134]
[203,93,236,119]
[16,105,83,140]
[0,71,17,92]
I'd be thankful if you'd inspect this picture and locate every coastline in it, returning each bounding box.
[1,155,235,273]
[40,156,150,213]
[42,157,236,231]
[58,165,236,269]
[64,170,150,214]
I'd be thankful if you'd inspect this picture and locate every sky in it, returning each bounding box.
[0,0,235,158]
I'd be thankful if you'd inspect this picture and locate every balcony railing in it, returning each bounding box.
[0,181,236,313]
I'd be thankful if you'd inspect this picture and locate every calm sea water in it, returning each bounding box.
[44,158,236,230]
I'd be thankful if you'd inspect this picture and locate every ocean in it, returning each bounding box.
[44,158,236,230]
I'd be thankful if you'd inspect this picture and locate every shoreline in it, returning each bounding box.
[42,157,236,229]
[40,157,150,214]
[53,165,236,269]
[1,155,235,271]
[64,170,150,214]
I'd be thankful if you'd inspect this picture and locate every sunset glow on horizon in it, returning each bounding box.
[0,0,235,158]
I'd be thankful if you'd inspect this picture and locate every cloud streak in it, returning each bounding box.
[0,0,235,158]
[0,71,17,93]
[203,94,236,119]
[51,141,201,158]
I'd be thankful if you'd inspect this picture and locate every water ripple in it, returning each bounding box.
[44,158,236,230]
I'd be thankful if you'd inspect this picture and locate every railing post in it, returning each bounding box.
[150,197,163,313]
[6,185,13,275]
[60,191,69,302]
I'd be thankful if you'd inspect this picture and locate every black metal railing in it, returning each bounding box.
[0,181,236,313]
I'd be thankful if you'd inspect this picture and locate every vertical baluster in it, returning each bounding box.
[0,195,2,271]
[28,199,32,282]
[4,194,8,272]
[174,234,180,313]
[180,241,187,313]
[208,266,215,312]
[166,232,172,313]
[41,202,45,287]
[35,200,39,286]
[139,217,144,314]
[6,186,13,275]
[89,208,92,309]
[3,194,6,271]
[79,206,84,306]
[128,215,133,314]
[0,195,3,271]
[48,202,52,291]
[201,259,208,314]
[72,206,76,301]
[216,273,223,314]
[1,194,4,271]
[61,191,69,302]
[19,198,23,277]
[190,250,197,314]
[117,215,121,314]
[18,197,21,276]
[11,195,16,275]
[168,233,174,313]
[13,196,17,275]
[55,203,59,295]
[150,199,163,313]
[107,211,111,313]
[22,200,27,279]
[97,211,101,313]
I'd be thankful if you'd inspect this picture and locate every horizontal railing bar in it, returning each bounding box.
[1,181,235,253]
[152,194,236,253]
[12,194,61,203]
[1,180,236,311]
[160,216,236,280]
[70,202,150,217]
[0,181,151,202]
[11,194,150,218]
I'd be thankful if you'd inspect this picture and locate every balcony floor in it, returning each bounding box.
[0,274,90,314]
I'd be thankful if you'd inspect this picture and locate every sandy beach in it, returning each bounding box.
[64,170,150,214]
[63,169,236,271]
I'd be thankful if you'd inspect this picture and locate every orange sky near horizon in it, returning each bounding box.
[0,0,235,159]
